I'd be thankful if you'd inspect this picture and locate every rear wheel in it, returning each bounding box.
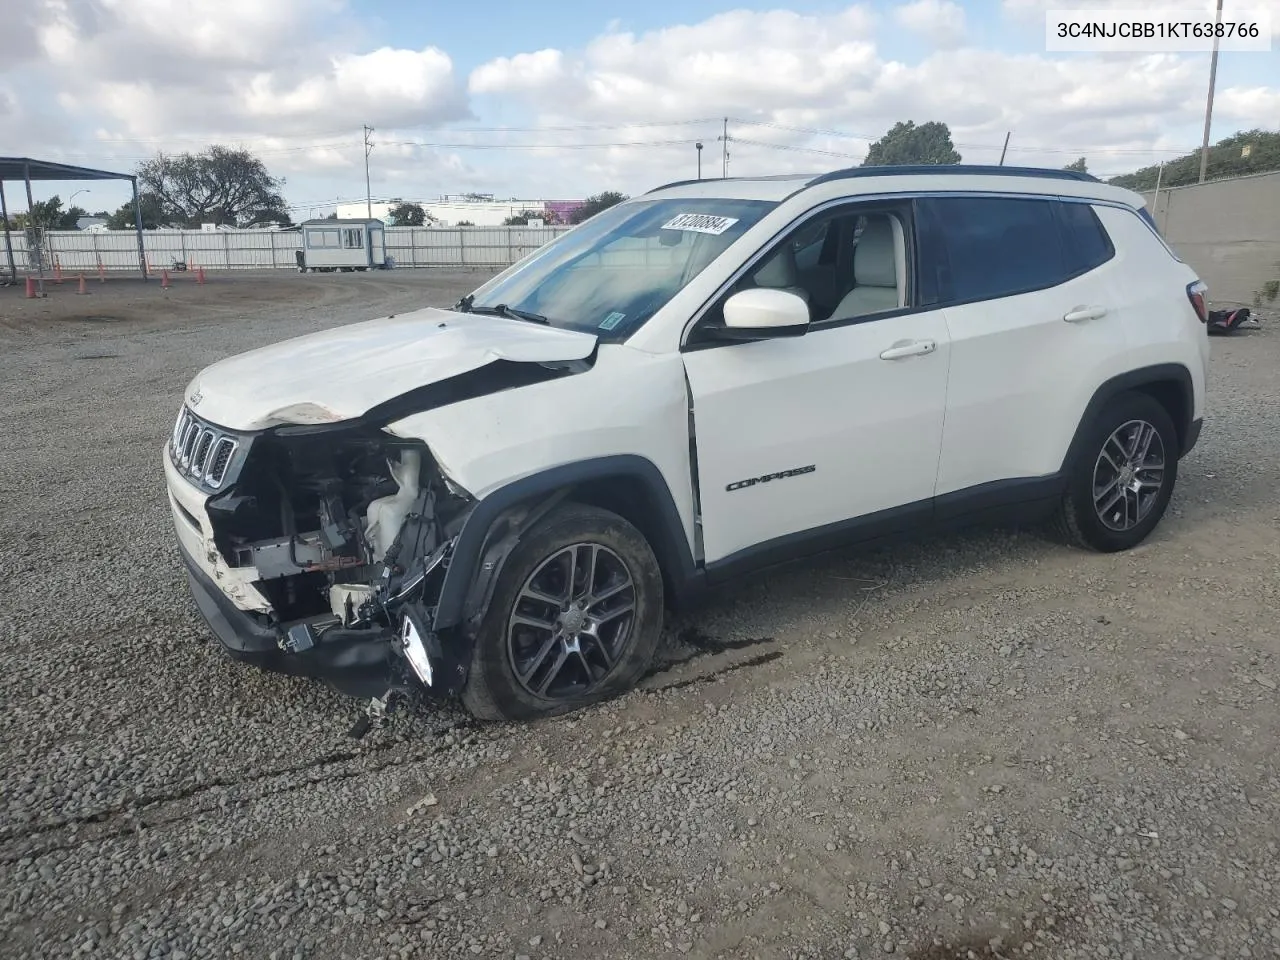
[1053,391,1179,552]
[460,502,664,721]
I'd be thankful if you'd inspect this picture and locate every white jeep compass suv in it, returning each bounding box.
[163,164,1210,721]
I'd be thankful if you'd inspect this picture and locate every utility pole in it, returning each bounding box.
[1198,0,1224,183]
[998,132,1011,166]
[717,118,729,178]
[363,125,375,218]
[696,142,703,180]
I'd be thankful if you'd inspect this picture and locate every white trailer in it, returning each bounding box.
[296,219,388,272]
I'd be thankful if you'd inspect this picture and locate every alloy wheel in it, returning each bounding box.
[1092,419,1167,532]
[506,542,638,700]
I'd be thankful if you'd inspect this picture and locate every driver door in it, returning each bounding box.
[681,200,952,574]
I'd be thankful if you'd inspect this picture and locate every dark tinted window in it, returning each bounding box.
[918,196,1067,303]
[1057,200,1114,274]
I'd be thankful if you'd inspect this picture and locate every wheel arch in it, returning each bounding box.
[1060,363,1196,476]
[432,455,700,633]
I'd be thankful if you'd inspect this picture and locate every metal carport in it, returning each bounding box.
[0,157,148,288]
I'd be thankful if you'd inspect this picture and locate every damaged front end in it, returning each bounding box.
[170,406,475,700]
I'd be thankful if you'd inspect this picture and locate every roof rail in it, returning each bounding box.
[806,164,1101,186]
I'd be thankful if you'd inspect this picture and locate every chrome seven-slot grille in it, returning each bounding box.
[170,406,239,488]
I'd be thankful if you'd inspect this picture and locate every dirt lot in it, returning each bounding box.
[2,271,1278,960]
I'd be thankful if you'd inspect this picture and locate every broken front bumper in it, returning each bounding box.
[175,536,402,698]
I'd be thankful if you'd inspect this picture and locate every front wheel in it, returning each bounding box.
[460,502,664,721]
[1053,391,1180,552]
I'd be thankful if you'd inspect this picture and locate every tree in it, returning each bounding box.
[1108,128,1280,191]
[568,191,628,225]
[388,202,428,226]
[15,195,87,230]
[456,220,475,226]
[1064,157,1089,173]
[502,209,544,226]
[106,194,164,230]
[862,121,961,166]
[136,145,292,228]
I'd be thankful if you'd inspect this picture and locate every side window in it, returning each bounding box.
[1056,201,1115,274]
[342,228,364,249]
[917,196,1069,303]
[689,203,910,345]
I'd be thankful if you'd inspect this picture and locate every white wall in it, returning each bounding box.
[334,199,571,226]
[3,225,573,273]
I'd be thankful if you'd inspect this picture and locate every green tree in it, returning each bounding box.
[388,202,428,226]
[136,145,291,228]
[502,209,544,226]
[1108,128,1280,191]
[16,195,87,230]
[862,121,961,166]
[106,194,164,230]
[1064,157,1088,173]
[568,191,628,225]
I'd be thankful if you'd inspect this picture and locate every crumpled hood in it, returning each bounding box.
[183,306,598,431]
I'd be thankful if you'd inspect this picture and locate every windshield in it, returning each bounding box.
[459,197,778,338]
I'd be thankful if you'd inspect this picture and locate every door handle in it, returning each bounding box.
[1063,305,1108,323]
[879,339,936,360]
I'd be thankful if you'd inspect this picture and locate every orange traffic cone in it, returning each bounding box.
[161,269,171,288]
[25,276,36,298]
[196,265,205,285]
[53,257,62,283]
[97,259,106,283]
[77,273,88,295]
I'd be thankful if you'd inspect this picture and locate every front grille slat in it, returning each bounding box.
[168,406,241,490]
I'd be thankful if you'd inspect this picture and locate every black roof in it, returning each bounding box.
[0,156,135,182]
[647,164,1100,194]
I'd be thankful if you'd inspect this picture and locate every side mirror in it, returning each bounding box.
[718,288,810,340]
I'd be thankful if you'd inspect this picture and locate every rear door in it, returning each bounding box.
[917,194,1129,500]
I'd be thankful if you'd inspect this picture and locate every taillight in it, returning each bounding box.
[1186,280,1208,323]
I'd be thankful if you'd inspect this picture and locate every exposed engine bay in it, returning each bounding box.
[201,424,476,702]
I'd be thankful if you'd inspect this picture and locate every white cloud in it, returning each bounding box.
[894,0,967,49]
[17,0,468,149]
[464,5,1270,193]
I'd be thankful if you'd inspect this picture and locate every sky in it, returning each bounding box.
[1,0,1277,219]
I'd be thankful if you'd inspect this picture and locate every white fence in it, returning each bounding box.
[3,225,575,274]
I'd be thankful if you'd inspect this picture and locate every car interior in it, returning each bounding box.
[744,211,907,324]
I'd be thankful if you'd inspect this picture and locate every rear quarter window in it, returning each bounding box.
[1056,200,1115,274]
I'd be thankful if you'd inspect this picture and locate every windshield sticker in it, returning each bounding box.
[599,312,626,331]
[661,213,740,236]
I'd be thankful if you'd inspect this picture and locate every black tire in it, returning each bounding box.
[1053,391,1179,552]
[459,502,664,721]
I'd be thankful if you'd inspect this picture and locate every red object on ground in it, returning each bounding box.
[196,266,206,285]
[77,274,88,295]
[25,277,36,298]
[161,269,170,289]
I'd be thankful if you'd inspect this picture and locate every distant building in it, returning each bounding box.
[76,216,108,231]
[334,196,585,227]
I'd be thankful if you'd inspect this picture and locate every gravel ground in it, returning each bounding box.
[2,274,1278,960]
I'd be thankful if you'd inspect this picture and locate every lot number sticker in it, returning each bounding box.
[661,213,740,236]
[600,311,626,330]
